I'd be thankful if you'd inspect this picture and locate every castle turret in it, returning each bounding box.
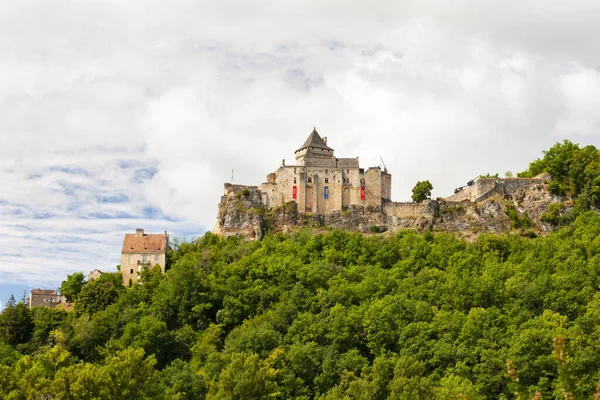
[294,127,335,165]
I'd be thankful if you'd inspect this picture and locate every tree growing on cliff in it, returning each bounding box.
[411,180,433,203]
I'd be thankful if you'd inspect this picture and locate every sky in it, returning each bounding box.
[1,0,600,305]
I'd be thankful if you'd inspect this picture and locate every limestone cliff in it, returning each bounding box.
[214,178,573,240]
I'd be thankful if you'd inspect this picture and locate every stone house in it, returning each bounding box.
[28,289,60,309]
[257,128,392,213]
[87,269,102,281]
[120,229,169,286]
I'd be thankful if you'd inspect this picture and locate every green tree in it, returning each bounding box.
[160,359,207,399]
[208,353,279,399]
[76,273,122,314]
[101,348,160,400]
[0,295,34,347]
[60,272,86,302]
[411,181,433,203]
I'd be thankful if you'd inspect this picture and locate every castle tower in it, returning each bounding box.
[294,127,335,166]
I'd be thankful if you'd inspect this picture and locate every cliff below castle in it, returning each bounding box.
[214,176,570,240]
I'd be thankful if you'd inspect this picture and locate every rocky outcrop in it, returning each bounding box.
[214,179,572,240]
[214,184,267,240]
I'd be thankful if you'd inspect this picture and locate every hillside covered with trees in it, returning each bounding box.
[1,141,600,399]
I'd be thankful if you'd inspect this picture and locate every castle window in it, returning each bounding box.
[347,169,349,174]
[308,177,312,183]
[130,269,134,274]
[325,169,328,174]
[325,178,329,183]
[294,178,296,184]
[155,254,159,262]
[128,254,132,263]
[294,168,296,174]
[142,254,147,262]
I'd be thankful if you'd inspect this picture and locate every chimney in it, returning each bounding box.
[136,228,144,238]
[323,137,327,145]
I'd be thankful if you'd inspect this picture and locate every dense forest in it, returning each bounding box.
[1,140,600,399]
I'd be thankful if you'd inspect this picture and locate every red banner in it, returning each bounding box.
[360,186,365,200]
[292,186,297,200]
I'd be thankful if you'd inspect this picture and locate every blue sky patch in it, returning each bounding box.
[49,166,93,177]
[133,167,158,183]
[96,194,129,204]
[88,211,136,219]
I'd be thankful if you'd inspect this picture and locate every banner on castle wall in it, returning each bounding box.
[324,186,329,199]
[360,186,365,200]
[292,186,297,200]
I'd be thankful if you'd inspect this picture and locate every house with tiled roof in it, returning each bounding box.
[87,269,103,281]
[120,228,169,286]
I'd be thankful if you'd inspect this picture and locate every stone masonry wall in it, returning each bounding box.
[121,253,166,285]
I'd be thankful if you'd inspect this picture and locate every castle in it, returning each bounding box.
[256,128,391,213]
[215,128,557,240]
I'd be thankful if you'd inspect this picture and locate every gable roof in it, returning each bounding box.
[121,232,167,254]
[295,128,334,152]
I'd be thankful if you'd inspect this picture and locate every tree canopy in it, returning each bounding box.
[411,180,433,203]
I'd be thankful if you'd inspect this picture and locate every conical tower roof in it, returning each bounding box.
[295,127,333,153]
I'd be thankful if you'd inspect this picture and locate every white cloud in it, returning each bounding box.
[1,0,600,292]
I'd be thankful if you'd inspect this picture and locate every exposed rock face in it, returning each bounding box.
[214,179,571,240]
[214,184,267,240]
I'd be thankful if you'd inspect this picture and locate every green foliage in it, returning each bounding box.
[541,203,569,226]
[480,172,500,178]
[519,140,600,212]
[208,352,279,399]
[59,272,86,302]
[3,166,600,398]
[76,272,122,314]
[505,205,534,229]
[411,180,433,203]
[0,296,33,347]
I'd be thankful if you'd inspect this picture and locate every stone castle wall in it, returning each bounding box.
[445,177,548,203]
[258,164,385,213]
[445,178,499,202]
[383,201,427,218]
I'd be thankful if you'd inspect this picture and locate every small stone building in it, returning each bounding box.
[120,229,169,286]
[257,128,392,213]
[28,289,60,309]
[87,269,102,281]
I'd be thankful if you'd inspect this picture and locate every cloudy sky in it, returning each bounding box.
[2,0,600,305]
